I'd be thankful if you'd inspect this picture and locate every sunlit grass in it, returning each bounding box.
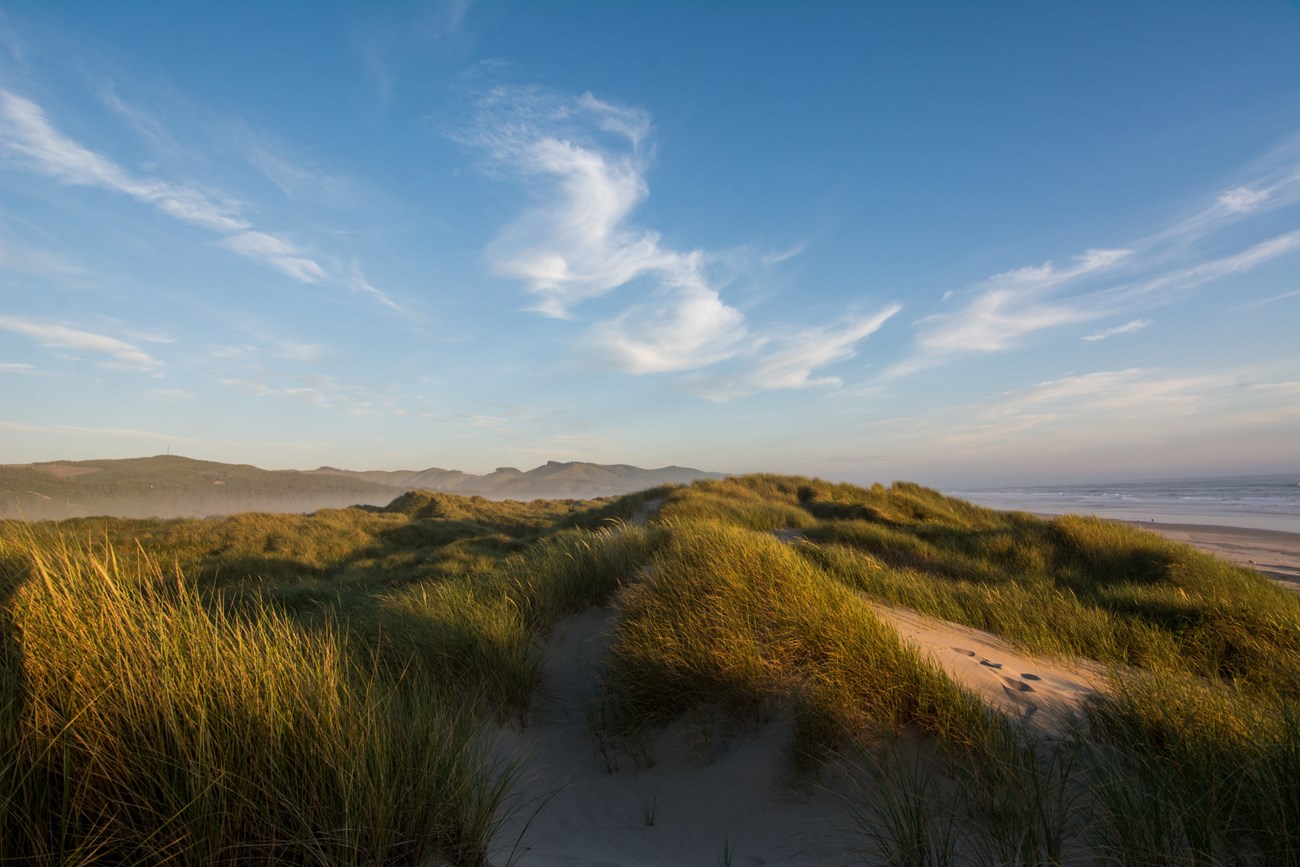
[3,475,1298,863]
[0,531,512,866]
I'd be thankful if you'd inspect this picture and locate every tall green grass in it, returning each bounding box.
[598,519,996,769]
[372,523,657,718]
[0,532,514,866]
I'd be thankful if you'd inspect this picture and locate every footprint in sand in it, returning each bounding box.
[952,647,976,657]
[979,659,1003,669]
[1021,673,1041,681]
[1001,675,1034,693]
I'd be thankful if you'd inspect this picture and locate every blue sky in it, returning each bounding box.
[1,1,1297,486]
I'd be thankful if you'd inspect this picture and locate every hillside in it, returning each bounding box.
[0,455,723,520]
[3,476,1297,865]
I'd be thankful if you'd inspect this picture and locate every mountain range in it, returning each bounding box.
[0,455,723,521]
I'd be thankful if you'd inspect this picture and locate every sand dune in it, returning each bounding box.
[870,604,1105,735]
[491,608,852,866]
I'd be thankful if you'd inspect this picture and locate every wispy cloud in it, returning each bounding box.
[220,372,398,416]
[1083,318,1151,342]
[683,305,902,401]
[0,420,175,441]
[463,82,897,397]
[1240,288,1300,310]
[590,279,748,374]
[0,236,86,278]
[761,242,809,267]
[0,362,35,373]
[465,85,667,317]
[0,314,162,371]
[219,231,328,283]
[930,366,1294,457]
[889,165,1300,378]
[900,248,1132,372]
[0,88,249,233]
[0,87,402,309]
[347,263,402,311]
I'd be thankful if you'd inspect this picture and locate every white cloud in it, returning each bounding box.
[753,306,901,389]
[889,195,1300,378]
[478,112,664,317]
[590,282,748,374]
[219,231,328,284]
[465,83,901,395]
[0,362,35,373]
[0,88,364,294]
[347,263,402,311]
[1218,186,1270,213]
[0,314,161,371]
[465,85,750,367]
[1083,319,1151,342]
[917,290,1091,356]
[897,248,1135,371]
[0,89,249,233]
[685,305,902,401]
[761,242,808,267]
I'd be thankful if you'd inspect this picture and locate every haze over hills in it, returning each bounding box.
[0,455,723,521]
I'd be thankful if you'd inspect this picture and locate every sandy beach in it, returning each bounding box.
[1135,521,1300,587]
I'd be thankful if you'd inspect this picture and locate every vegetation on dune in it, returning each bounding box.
[597,518,995,769]
[2,473,1297,863]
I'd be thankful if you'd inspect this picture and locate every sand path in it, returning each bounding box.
[870,603,1104,734]
[490,607,851,866]
[491,504,853,865]
[488,513,1109,864]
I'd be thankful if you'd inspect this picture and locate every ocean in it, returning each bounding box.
[948,473,1300,534]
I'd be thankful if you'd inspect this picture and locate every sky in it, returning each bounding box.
[1,1,1298,487]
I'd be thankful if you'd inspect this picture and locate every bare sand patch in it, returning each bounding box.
[490,608,852,866]
[870,604,1105,735]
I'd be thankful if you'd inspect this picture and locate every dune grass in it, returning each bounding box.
[3,475,1298,864]
[596,518,998,771]
[0,531,513,866]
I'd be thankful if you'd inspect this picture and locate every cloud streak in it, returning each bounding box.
[0,314,161,371]
[1083,319,1151,342]
[0,88,403,309]
[889,167,1300,377]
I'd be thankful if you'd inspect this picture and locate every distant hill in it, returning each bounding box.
[308,460,722,500]
[0,455,722,520]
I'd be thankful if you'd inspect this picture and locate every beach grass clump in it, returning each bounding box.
[0,532,513,867]
[1083,671,1300,864]
[372,523,657,716]
[656,479,818,531]
[598,519,994,767]
[1051,514,1300,691]
[784,492,1300,695]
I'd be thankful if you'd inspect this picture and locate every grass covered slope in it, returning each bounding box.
[2,476,1298,865]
